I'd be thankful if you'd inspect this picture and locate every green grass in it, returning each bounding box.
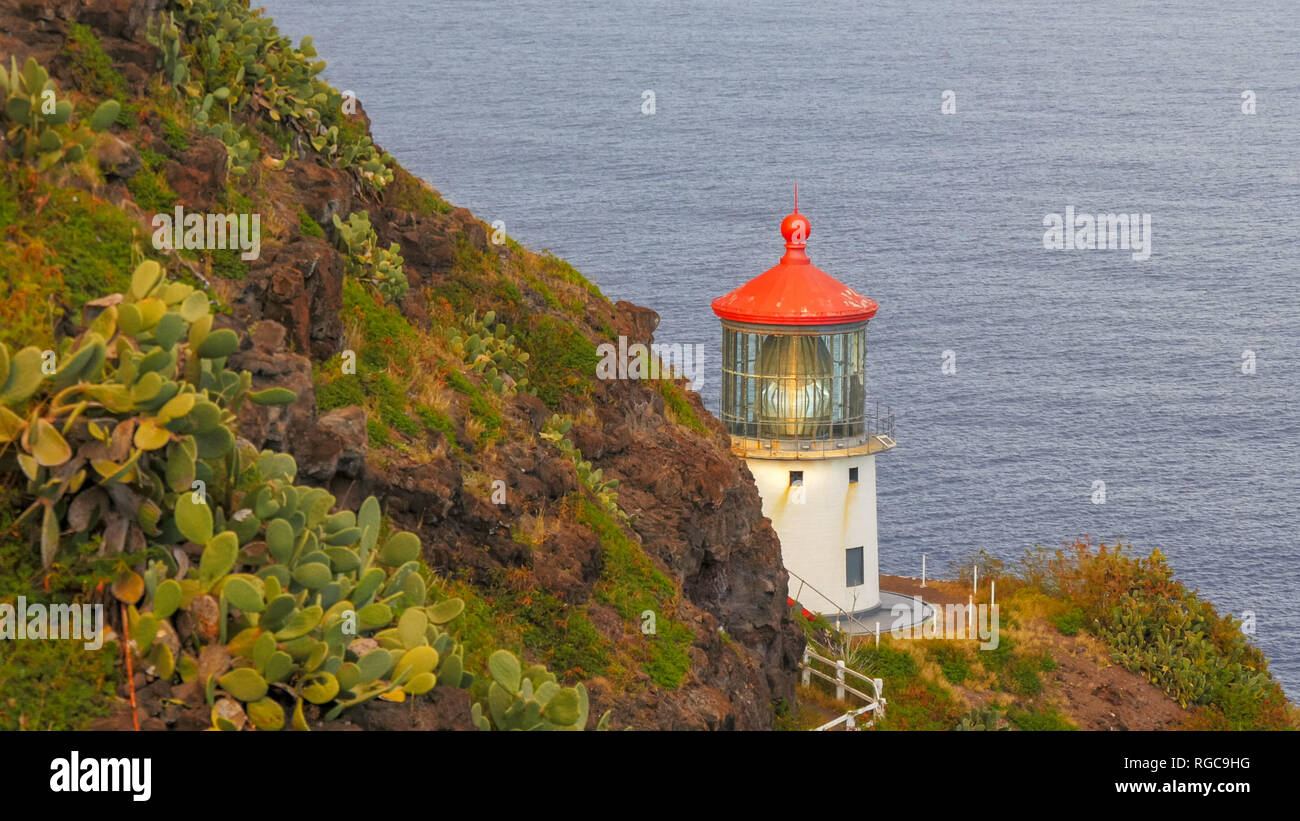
[0,490,40,601]
[161,116,190,151]
[466,391,501,447]
[980,634,1051,696]
[315,362,366,412]
[441,576,522,684]
[1050,606,1087,636]
[386,167,452,215]
[333,279,490,450]
[429,236,500,317]
[524,272,561,310]
[342,277,416,370]
[519,315,598,409]
[579,498,692,689]
[539,251,603,299]
[39,187,140,306]
[510,590,611,680]
[0,490,120,731]
[298,206,324,238]
[0,177,142,348]
[415,404,461,451]
[61,23,127,101]
[1002,658,1045,696]
[847,644,965,730]
[138,147,166,172]
[366,418,390,447]
[1007,706,1078,731]
[445,369,476,395]
[927,644,972,685]
[126,167,177,214]
[0,636,118,731]
[207,249,249,280]
[372,374,420,437]
[851,644,918,679]
[656,379,707,434]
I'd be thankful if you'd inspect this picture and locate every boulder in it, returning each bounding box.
[163,136,228,212]
[96,135,140,181]
[245,236,345,359]
[298,405,367,482]
[228,319,316,457]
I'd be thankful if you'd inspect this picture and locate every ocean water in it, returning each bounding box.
[262,0,1300,698]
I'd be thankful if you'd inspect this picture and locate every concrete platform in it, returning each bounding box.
[827,590,936,637]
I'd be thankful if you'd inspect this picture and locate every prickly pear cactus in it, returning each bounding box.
[443,309,531,396]
[0,260,471,729]
[541,414,623,519]
[147,0,394,191]
[0,55,119,170]
[331,211,410,304]
[469,649,611,731]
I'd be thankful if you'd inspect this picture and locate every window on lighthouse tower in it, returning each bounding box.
[846,547,864,588]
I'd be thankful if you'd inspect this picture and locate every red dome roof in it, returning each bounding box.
[711,206,878,326]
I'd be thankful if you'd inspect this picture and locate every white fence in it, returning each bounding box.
[800,646,886,731]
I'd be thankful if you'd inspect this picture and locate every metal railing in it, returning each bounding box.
[787,569,879,640]
[866,401,895,440]
[727,403,896,460]
[723,401,895,442]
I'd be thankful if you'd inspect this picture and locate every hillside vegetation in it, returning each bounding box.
[784,544,1295,731]
[0,0,802,730]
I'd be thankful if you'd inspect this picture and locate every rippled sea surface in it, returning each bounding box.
[263,0,1300,697]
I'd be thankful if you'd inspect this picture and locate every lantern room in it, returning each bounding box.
[712,203,892,459]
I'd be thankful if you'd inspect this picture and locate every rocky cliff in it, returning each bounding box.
[0,0,803,729]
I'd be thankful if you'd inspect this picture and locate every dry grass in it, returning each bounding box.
[464,416,486,446]
[512,511,549,548]
[414,369,452,414]
[462,468,493,500]
[403,435,440,466]
[260,198,289,239]
[1005,587,1066,621]
[341,308,365,359]
[209,273,242,308]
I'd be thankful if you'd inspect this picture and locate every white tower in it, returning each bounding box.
[712,199,895,618]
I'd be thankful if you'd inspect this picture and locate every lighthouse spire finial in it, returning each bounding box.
[779,185,810,262]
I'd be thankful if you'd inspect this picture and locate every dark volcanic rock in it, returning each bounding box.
[286,156,355,233]
[369,453,461,525]
[228,320,316,457]
[97,136,140,181]
[163,137,228,212]
[244,236,345,359]
[614,300,660,344]
[298,405,368,482]
[327,685,475,731]
[74,0,164,38]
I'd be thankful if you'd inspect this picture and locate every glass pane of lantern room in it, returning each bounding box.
[832,332,847,432]
[851,329,865,430]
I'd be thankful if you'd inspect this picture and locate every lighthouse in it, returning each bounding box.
[712,195,896,620]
